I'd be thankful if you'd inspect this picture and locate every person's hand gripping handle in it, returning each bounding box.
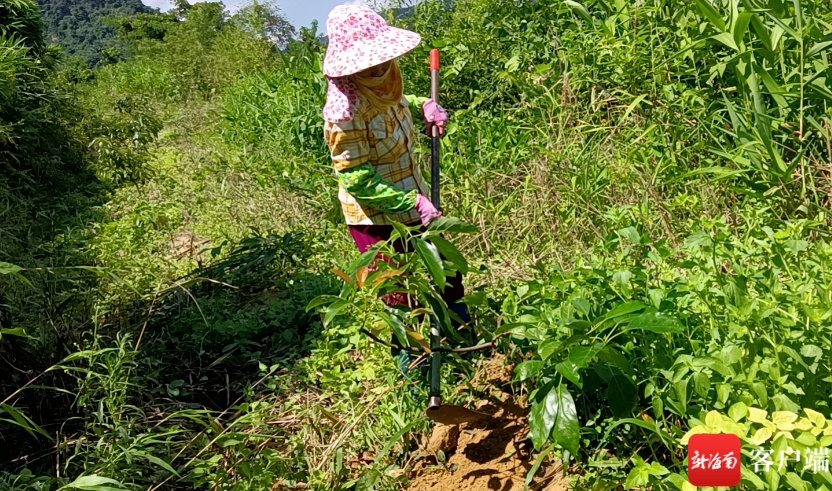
[415,49,444,227]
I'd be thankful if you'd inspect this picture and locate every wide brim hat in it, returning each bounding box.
[323,4,421,78]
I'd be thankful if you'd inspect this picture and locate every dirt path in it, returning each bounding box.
[407,355,571,491]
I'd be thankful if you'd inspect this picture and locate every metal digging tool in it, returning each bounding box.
[425,48,490,426]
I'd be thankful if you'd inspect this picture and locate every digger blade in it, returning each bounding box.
[426,404,491,425]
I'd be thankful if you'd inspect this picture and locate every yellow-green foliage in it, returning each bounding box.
[673,406,832,490]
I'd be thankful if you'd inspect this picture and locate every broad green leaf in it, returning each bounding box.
[515,360,544,381]
[131,451,179,476]
[564,320,591,332]
[355,468,381,491]
[693,372,710,397]
[785,473,811,491]
[378,312,408,349]
[784,240,808,253]
[422,292,461,344]
[604,417,675,445]
[752,427,773,445]
[59,475,126,491]
[0,404,49,439]
[772,411,798,431]
[552,384,579,456]
[567,344,604,369]
[695,0,726,31]
[748,407,768,423]
[390,221,411,242]
[427,217,477,234]
[593,363,615,383]
[818,471,832,489]
[691,357,733,378]
[323,299,349,326]
[600,301,647,323]
[794,417,813,431]
[705,410,722,429]
[741,466,767,488]
[0,327,28,339]
[617,226,641,244]
[429,235,469,275]
[711,32,739,51]
[807,40,832,58]
[571,297,591,316]
[529,382,557,450]
[626,312,684,333]
[0,262,30,286]
[801,344,823,360]
[353,248,378,272]
[504,54,521,73]
[755,63,788,109]
[804,408,826,428]
[683,230,712,249]
[674,378,689,415]
[625,463,649,489]
[749,13,771,51]
[556,361,582,388]
[729,402,748,421]
[563,0,592,23]
[612,270,632,288]
[732,12,753,47]
[596,346,629,371]
[413,238,446,290]
[305,295,342,312]
[538,339,560,361]
[0,262,22,275]
[796,432,817,447]
[606,373,638,418]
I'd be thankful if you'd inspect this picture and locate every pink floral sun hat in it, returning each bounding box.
[323,4,421,78]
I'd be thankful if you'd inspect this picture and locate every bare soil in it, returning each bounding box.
[408,354,571,491]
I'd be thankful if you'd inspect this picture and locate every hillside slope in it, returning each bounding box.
[36,0,155,64]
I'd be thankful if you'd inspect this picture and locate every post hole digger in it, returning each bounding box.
[423,48,492,426]
[318,5,492,426]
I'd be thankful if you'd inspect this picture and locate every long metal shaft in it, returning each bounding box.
[430,65,440,208]
[428,49,442,405]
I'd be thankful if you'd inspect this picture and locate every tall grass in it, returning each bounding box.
[3,0,832,489]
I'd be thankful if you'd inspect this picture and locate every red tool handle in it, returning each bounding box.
[430,49,440,71]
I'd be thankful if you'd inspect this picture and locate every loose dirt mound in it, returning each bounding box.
[408,355,570,491]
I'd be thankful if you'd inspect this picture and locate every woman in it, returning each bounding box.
[321,4,471,367]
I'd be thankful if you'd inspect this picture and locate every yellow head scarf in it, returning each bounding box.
[352,60,403,114]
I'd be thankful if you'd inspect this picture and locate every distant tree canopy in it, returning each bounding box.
[35,0,156,65]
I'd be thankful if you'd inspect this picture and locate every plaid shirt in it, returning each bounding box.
[324,96,429,225]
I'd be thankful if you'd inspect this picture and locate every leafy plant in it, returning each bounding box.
[87,95,161,186]
[307,217,478,357]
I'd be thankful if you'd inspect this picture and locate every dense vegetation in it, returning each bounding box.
[35,0,155,65]
[2,0,832,490]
